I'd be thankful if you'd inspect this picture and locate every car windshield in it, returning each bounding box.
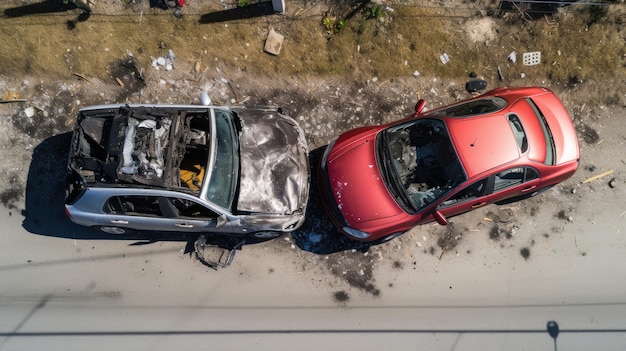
[205,109,239,210]
[425,97,507,117]
[378,118,467,213]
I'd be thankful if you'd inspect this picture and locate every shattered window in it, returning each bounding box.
[439,178,488,207]
[379,118,467,213]
[493,167,538,192]
[168,197,217,219]
[206,110,239,210]
[104,195,163,217]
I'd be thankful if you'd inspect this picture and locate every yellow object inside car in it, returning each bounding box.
[180,164,205,191]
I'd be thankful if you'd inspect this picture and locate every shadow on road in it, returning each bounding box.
[22,135,367,256]
[290,147,372,255]
[199,1,275,24]
[21,133,237,252]
[4,0,77,17]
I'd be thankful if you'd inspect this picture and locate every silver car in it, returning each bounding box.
[65,104,309,240]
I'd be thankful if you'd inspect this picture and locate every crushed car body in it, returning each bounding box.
[320,86,580,243]
[65,104,309,240]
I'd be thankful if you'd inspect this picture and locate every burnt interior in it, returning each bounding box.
[69,106,211,193]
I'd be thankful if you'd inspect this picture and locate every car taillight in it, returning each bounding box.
[64,206,73,219]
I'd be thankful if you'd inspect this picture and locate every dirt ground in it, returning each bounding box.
[1,0,625,303]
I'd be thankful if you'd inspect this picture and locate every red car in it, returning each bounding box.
[320,87,580,243]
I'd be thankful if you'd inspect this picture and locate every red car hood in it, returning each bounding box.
[325,129,404,226]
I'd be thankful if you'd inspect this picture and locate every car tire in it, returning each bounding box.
[373,231,404,245]
[250,231,282,239]
[96,226,134,235]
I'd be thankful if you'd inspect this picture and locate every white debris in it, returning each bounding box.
[199,91,211,106]
[413,70,420,77]
[24,107,35,118]
[439,53,450,64]
[508,51,517,63]
[523,51,541,66]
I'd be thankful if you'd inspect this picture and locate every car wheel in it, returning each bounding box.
[374,231,404,245]
[96,226,133,235]
[250,231,281,239]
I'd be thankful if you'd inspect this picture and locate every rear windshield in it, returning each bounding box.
[426,97,507,117]
[526,98,556,165]
[507,114,528,153]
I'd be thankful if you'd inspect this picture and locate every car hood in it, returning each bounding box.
[236,109,310,215]
[326,130,404,226]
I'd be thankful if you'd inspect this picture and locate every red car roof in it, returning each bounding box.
[445,114,521,179]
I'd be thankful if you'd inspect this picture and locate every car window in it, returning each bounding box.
[427,97,507,117]
[493,167,539,192]
[104,195,163,216]
[439,178,488,207]
[508,114,528,153]
[168,197,217,219]
[380,118,467,213]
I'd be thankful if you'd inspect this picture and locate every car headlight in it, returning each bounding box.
[343,226,371,239]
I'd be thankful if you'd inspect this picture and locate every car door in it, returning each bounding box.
[164,197,229,233]
[485,166,541,204]
[102,195,172,231]
[436,177,491,219]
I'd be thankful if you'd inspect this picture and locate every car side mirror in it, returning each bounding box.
[413,99,426,117]
[433,210,448,226]
[217,214,228,228]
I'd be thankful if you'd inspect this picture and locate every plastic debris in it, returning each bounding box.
[199,91,211,106]
[413,70,420,77]
[523,52,541,65]
[439,53,450,64]
[152,50,175,70]
[508,51,517,63]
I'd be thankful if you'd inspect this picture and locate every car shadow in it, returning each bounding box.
[198,1,275,24]
[289,147,372,255]
[22,135,368,254]
[21,133,237,251]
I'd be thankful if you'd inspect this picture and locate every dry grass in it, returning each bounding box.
[0,3,624,104]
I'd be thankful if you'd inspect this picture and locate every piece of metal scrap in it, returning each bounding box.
[194,235,245,269]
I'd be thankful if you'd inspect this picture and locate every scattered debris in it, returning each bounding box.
[522,51,541,65]
[334,290,350,303]
[609,178,617,188]
[508,51,517,63]
[520,247,530,260]
[439,53,450,64]
[72,73,91,82]
[194,235,245,269]
[152,50,175,71]
[582,170,614,184]
[466,79,487,93]
[264,27,284,56]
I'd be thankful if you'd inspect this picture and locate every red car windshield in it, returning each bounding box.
[378,118,467,213]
